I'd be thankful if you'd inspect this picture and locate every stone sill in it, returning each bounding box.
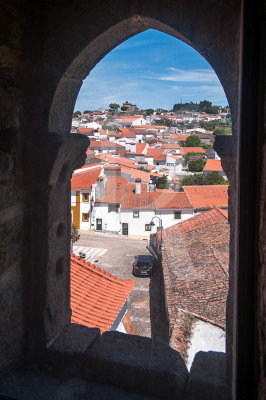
[0,324,230,400]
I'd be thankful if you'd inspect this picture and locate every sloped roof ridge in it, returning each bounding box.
[162,207,228,235]
[71,254,134,286]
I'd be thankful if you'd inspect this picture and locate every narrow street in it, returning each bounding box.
[75,231,151,337]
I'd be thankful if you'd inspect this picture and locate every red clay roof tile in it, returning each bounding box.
[183,185,228,209]
[203,159,224,172]
[71,254,135,333]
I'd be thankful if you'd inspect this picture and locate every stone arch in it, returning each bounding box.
[43,8,240,387]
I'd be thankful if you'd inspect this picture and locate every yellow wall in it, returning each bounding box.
[71,191,80,229]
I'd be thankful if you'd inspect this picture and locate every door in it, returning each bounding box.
[122,223,128,235]
[96,218,102,231]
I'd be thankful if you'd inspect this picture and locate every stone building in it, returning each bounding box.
[122,100,139,113]
[0,1,264,399]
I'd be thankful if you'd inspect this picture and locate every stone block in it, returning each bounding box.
[186,351,230,400]
[44,324,100,377]
[83,331,188,399]
[49,323,100,354]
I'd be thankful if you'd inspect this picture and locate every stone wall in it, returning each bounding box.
[0,0,264,398]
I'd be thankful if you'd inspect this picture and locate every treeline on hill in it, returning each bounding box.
[173,100,225,115]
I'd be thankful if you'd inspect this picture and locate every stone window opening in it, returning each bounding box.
[48,23,234,397]
[0,4,263,400]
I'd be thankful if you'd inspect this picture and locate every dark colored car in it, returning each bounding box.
[132,255,152,277]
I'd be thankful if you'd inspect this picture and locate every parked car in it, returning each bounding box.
[132,255,152,277]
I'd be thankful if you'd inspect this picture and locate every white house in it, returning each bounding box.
[120,181,194,237]
[91,176,128,233]
[166,154,183,178]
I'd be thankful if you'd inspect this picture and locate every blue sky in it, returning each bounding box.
[75,29,228,111]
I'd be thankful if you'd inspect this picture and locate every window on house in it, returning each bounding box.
[82,193,89,202]
[108,204,119,213]
[133,211,139,218]
[82,213,89,222]
[174,211,182,219]
[145,224,151,231]
[156,162,159,165]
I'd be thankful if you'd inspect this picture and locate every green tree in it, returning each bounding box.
[102,124,119,131]
[205,172,228,185]
[185,135,201,147]
[109,103,120,111]
[145,108,154,116]
[156,175,168,189]
[138,166,149,172]
[73,111,81,118]
[180,172,228,186]
[180,174,205,186]
[199,100,213,114]
[173,101,199,112]
[188,159,206,172]
[83,110,91,114]
[121,106,127,111]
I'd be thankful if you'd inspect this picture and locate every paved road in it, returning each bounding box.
[75,231,151,337]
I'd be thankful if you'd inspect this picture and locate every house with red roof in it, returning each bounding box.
[89,140,125,155]
[117,116,147,128]
[183,185,228,214]
[71,166,102,229]
[120,181,193,237]
[203,159,227,179]
[71,254,135,334]
[92,176,128,233]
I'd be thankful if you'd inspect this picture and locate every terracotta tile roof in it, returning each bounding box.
[167,155,182,160]
[135,143,146,153]
[159,208,229,352]
[120,128,136,138]
[162,143,180,149]
[71,167,101,190]
[145,148,165,158]
[96,153,138,169]
[119,116,143,123]
[203,159,224,172]
[71,254,135,333]
[183,185,228,209]
[79,127,94,133]
[122,192,156,209]
[170,134,190,141]
[90,141,125,149]
[179,147,206,155]
[154,191,192,209]
[122,190,192,210]
[164,207,227,236]
[120,166,162,182]
[86,149,95,156]
[96,177,128,204]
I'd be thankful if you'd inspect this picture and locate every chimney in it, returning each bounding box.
[135,178,141,194]
[95,176,105,200]
[148,179,156,192]
[104,166,121,177]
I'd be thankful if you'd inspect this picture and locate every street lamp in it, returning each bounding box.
[150,216,163,247]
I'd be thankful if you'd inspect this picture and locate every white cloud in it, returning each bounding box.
[152,68,220,84]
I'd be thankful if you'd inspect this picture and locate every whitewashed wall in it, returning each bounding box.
[120,208,194,236]
[92,203,121,233]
